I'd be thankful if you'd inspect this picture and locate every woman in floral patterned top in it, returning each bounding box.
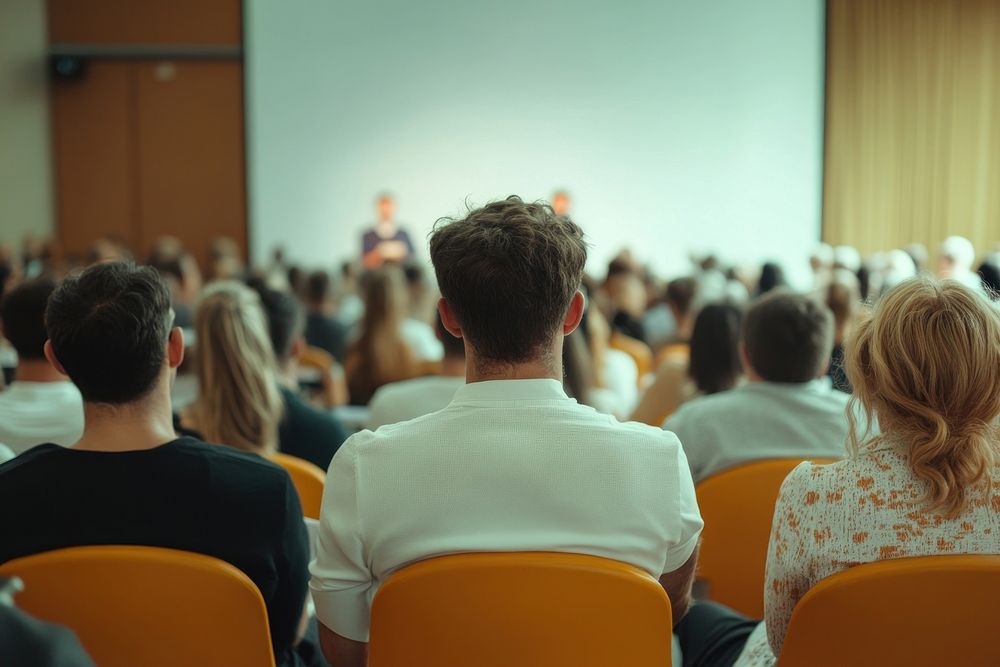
[677,277,1000,666]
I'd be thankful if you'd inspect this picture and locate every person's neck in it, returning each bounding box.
[72,386,178,452]
[440,356,466,378]
[13,359,67,383]
[464,345,562,383]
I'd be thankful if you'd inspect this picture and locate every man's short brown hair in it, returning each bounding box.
[743,290,834,382]
[430,196,587,365]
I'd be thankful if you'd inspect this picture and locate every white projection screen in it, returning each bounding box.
[245,0,825,284]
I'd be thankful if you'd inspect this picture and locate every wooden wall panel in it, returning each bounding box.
[50,62,136,259]
[134,61,246,265]
[47,0,241,45]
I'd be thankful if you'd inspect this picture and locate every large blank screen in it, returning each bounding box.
[246,0,825,284]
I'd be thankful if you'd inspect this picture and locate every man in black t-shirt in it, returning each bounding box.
[0,262,320,667]
[250,281,349,470]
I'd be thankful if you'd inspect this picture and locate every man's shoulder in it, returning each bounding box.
[0,443,63,473]
[169,438,291,484]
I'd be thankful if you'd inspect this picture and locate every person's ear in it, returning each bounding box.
[43,340,68,376]
[562,290,585,335]
[167,327,185,369]
[437,298,463,338]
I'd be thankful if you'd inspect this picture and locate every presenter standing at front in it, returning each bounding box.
[362,193,414,269]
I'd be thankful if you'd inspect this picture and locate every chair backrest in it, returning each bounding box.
[269,452,326,520]
[695,458,836,617]
[0,545,275,667]
[655,342,690,370]
[609,333,654,382]
[369,552,673,667]
[778,555,1000,666]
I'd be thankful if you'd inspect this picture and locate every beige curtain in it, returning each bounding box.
[824,0,1000,260]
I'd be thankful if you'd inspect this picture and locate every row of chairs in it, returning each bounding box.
[3,545,999,666]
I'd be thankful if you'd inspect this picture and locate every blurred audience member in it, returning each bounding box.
[147,236,202,329]
[904,242,929,274]
[978,257,1000,299]
[680,277,1000,665]
[881,248,917,292]
[344,266,422,405]
[0,278,83,455]
[665,277,698,344]
[362,193,414,269]
[252,282,349,470]
[368,314,466,429]
[809,243,834,287]
[665,291,849,482]
[403,263,435,324]
[303,270,348,362]
[337,262,365,330]
[631,304,744,426]
[207,237,245,282]
[178,282,283,454]
[0,262,316,667]
[754,262,787,297]
[551,189,571,217]
[938,235,983,292]
[824,270,861,393]
[604,261,648,342]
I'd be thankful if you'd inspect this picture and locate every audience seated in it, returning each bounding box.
[0,262,319,667]
[252,282,349,470]
[823,270,860,393]
[665,276,698,345]
[303,270,349,362]
[309,197,703,667]
[664,291,849,482]
[344,266,423,405]
[574,301,639,418]
[631,303,744,425]
[177,282,283,454]
[677,276,1000,666]
[367,314,465,429]
[0,277,83,455]
[938,235,984,292]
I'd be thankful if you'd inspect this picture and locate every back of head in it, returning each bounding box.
[46,262,171,404]
[247,279,304,363]
[940,235,976,272]
[688,304,744,394]
[845,277,1000,517]
[743,290,834,383]
[193,281,282,453]
[825,271,861,336]
[305,270,334,308]
[756,262,787,295]
[666,277,697,318]
[429,196,587,366]
[348,265,414,392]
[1,277,57,361]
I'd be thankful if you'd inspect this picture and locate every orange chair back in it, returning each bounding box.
[369,552,672,667]
[0,545,275,667]
[269,452,326,520]
[778,555,1000,666]
[609,333,654,382]
[655,342,690,369]
[695,458,836,617]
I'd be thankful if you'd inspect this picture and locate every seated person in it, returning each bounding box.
[367,314,465,429]
[0,277,83,454]
[0,604,95,667]
[310,196,703,667]
[665,291,849,482]
[0,262,318,667]
[303,270,348,362]
[630,303,744,426]
[252,281,349,469]
[677,276,1000,666]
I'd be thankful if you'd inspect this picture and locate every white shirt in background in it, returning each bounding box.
[400,318,444,362]
[591,347,639,419]
[0,382,85,455]
[310,378,703,642]
[664,379,852,482]
[367,375,465,429]
[0,445,14,464]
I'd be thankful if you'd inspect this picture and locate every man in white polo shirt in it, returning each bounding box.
[310,196,703,665]
[665,290,851,483]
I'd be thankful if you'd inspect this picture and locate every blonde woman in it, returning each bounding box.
[677,277,1000,666]
[179,281,283,455]
[344,266,421,405]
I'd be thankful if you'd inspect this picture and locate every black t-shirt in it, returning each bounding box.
[304,312,348,363]
[278,386,348,470]
[0,438,309,667]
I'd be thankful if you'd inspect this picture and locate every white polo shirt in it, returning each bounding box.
[0,381,84,455]
[309,378,703,642]
[664,379,852,483]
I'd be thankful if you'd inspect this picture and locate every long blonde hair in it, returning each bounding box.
[845,277,1000,518]
[190,281,283,454]
[345,266,418,403]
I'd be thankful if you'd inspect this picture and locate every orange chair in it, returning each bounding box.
[655,342,690,369]
[778,555,1000,666]
[369,552,673,667]
[695,458,837,617]
[269,452,326,520]
[609,333,654,383]
[0,545,275,667]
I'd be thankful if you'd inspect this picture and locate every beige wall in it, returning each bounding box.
[0,0,53,247]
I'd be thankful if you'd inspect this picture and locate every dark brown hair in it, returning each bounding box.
[430,196,587,365]
[743,290,833,383]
